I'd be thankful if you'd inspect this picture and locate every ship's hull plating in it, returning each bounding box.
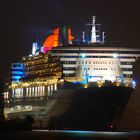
[47,86,133,130]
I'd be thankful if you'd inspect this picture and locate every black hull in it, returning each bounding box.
[47,86,134,130]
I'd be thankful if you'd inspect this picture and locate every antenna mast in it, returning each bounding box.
[91,16,97,43]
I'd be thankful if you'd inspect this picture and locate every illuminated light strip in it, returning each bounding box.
[63,64,76,67]
[60,58,77,61]
[120,59,135,62]
[53,47,140,51]
[54,53,140,57]
[120,65,133,68]
[63,70,76,74]
[122,71,133,74]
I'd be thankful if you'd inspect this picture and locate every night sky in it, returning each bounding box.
[0,0,140,79]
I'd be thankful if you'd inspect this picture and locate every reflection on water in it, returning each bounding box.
[32,130,140,140]
[1,130,140,139]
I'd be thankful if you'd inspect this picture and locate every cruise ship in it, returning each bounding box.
[3,16,140,130]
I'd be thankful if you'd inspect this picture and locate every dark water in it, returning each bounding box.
[1,130,140,140]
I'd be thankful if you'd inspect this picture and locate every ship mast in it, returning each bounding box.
[91,16,97,43]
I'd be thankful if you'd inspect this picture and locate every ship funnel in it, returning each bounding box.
[43,21,74,53]
[58,21,74,46]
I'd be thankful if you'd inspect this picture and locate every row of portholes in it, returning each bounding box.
[79,61,118,65]
[79,67,118,71]
[81,74,117,77]
[24,60,47,66]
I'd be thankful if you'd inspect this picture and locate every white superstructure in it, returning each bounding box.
[52,46,140,84]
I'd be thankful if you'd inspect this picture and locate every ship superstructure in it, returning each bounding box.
[50,16,140,85]
[21,52,61,80]
[4,52,62,118]
[52,46,140,86]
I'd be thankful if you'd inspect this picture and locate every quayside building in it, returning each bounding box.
[2,16,140,130]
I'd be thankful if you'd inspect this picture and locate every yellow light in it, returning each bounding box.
[116,83,120,86]
[23,83,29,87]
[97,80,104,87]
[98,84,102,87]
[84,84,88,88]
